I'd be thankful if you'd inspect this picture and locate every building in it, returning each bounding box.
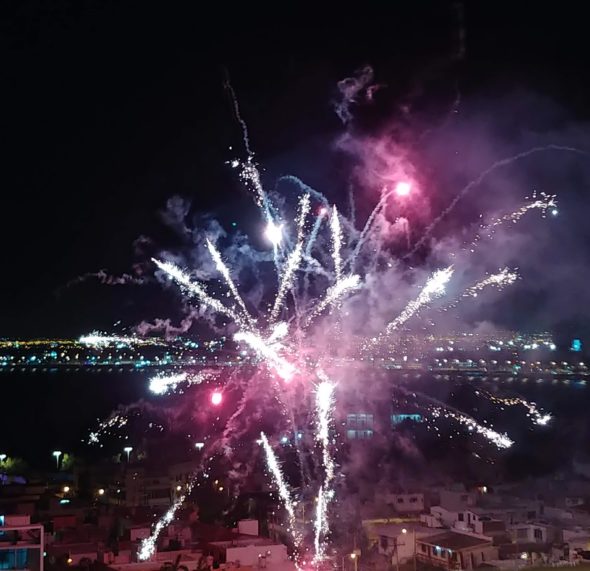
[416,531,498,570]
[0,515,44,571]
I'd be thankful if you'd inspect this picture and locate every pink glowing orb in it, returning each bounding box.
[211,391,223,406]
[395,181,412,197]
[319,207,328,216]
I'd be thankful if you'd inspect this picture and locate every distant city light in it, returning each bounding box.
[211,391,223,406]
[195,442,205,450]
[98,488,105,496]
[63,486,70,493]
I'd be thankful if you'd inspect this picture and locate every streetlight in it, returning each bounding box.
[0,454,6,463]
[52,450,62,470]
[63,486,70,494]
[401,527,417,571]
[123,446,133,462]
[350,552,358,571]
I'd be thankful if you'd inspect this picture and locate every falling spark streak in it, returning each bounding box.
[477,390,552,426]
[152,258,244,327]
[270,195,310,322]
[138,483,195,560]
[149,371,207,395]
[305,274,361,325]
[206,239,255,327]
[234,330,296,381]
[430,407,514,449]
[330,206,343,281]
[259,432,299,549]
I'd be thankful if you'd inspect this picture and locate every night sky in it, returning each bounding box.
[3,2,590,340]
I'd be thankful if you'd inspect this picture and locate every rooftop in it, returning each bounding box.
[419,531,492,550]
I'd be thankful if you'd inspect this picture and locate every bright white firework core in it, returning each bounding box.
[265,220,283,246]
[395,181,412,196]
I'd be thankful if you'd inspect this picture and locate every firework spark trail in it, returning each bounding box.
[330,206,343,281]
[148,371,209,395]
[408,145,586,257]
[315,376,336,485]
[270,195,311,322]
[367,267,454,349]
[152,258,246,327]
[234,330,296,381]
[139,487,193,560]
[225,75,253,157]
[312,375,336,563]
[385,266,454,333]
[430,407,514,449]
[477,390,552,426]
[442,268,518,311]
[79,333,154,347]
[467,193,557,253]
[348,188,392,269]
[397,386,514,449]
[88,413,128,444]
[259,432,299,547]
[206,239,256,327]
[305,209,327,259]
[305,274,361,326]
[313,486,328,564]
[462,268,518,297]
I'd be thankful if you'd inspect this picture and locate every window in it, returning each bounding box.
[397,497,405,504]
[410,497,418,503]
[534,528,543,541]
[527,511,536,519]
[347,430,357,440]
[347,413,374,429]
[517,528,528,540]
[421,545,426,553]
[458,513,464,522]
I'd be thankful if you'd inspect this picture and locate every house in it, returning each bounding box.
[0,516,44,571]
[416,530,498,570]
[369,523,431,563]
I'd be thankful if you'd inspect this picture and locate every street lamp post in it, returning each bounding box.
[402,527,417,571]
[124,446,133,462]
[52,450,62,470]
[350,552,359,571]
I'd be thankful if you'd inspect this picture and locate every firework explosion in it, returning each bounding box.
[81,79,580,566]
